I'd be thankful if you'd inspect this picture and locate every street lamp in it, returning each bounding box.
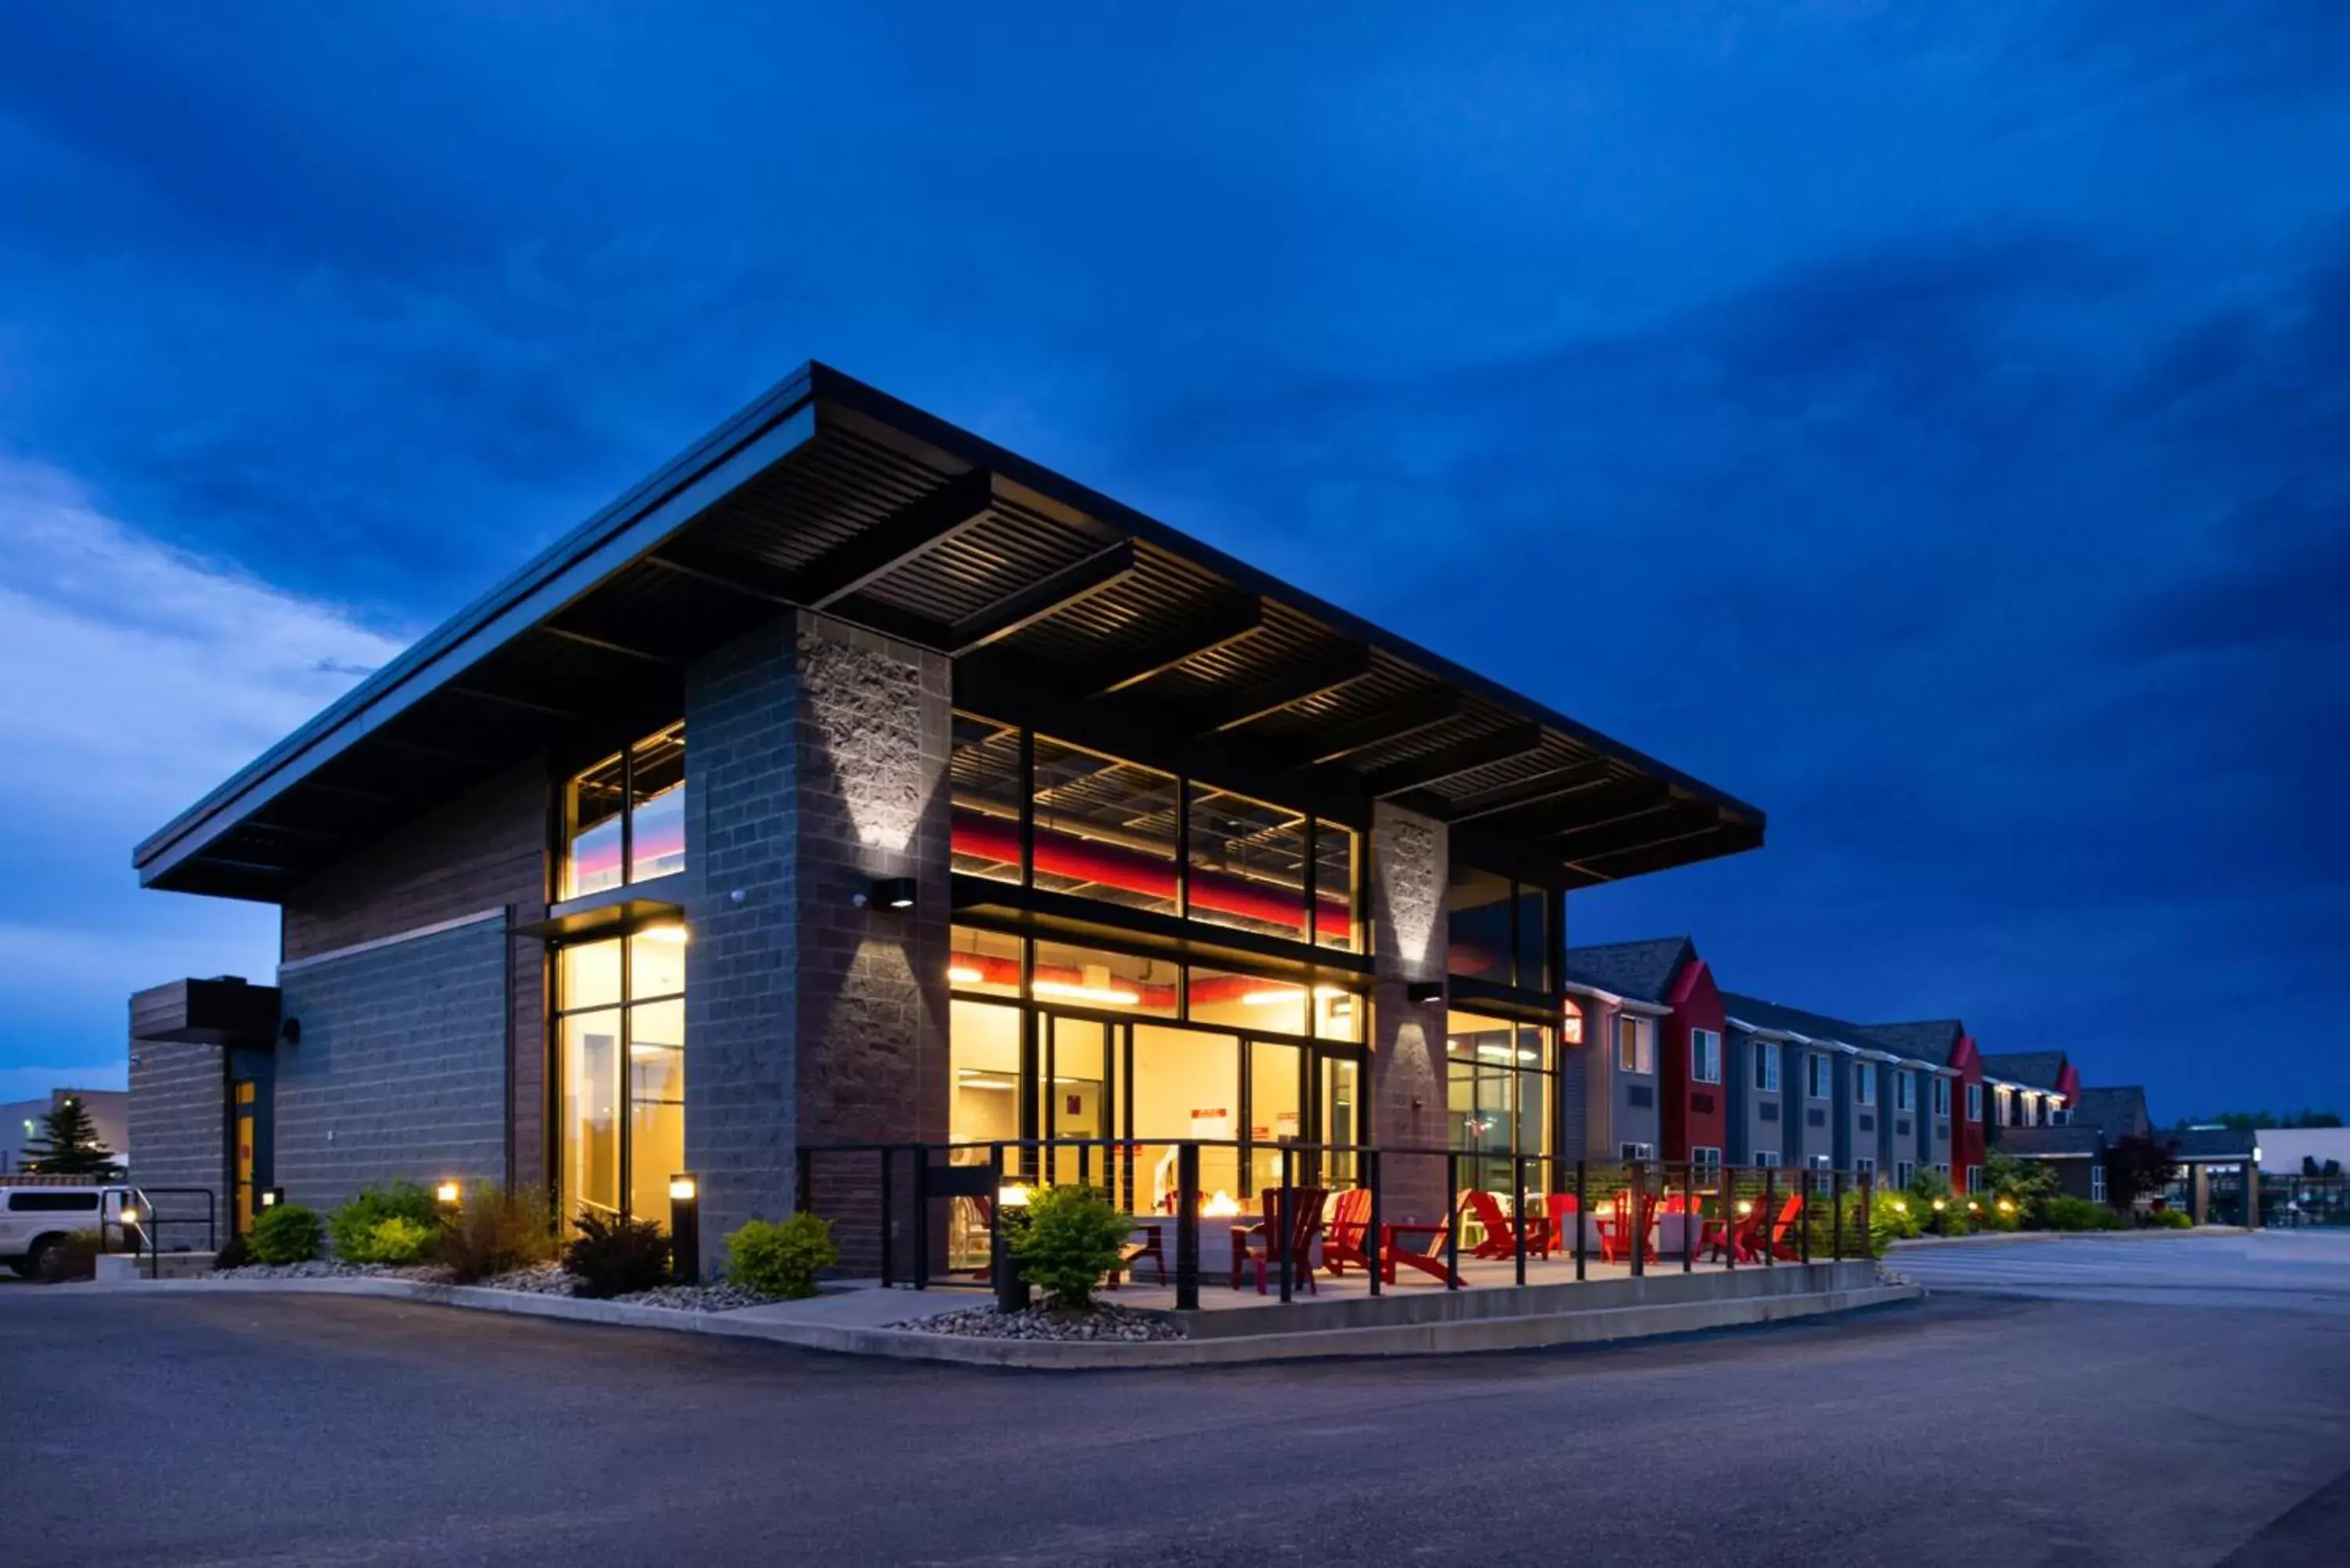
[670,1174,700,1284]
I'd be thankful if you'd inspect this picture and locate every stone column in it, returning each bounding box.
[1367,800,1448,1223]
[683,611,952,1274]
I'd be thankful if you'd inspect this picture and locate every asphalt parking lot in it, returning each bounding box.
[6,1234,2348,1567]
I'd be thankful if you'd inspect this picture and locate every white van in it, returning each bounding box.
[0,1180,143,1277]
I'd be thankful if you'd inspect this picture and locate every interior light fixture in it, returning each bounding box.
[948,964,985,985]
[638,924,690,945]
[1032,979,1141,1006]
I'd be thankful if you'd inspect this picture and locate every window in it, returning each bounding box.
[1854,1063,1877,1107]
[1995,1086,2013,1127]
[1966,1082,1983,1122]
[1895,1160,1916,1189]
[1809,1153,1834,1170]
[1806,1053,1832,1100]
[948,715,1360,948]
[1853,1157,1877,1177]
[2048,1105,2070,1126]
[1966,1165,1986,1194]
[1934,1162,1950,1180]
[2092,1164,2107,1203]
[6,1190,99,1212]
[1619,1141,1654,1161]
[1448,1012,1554,1188]
[555,923,687,1227]
[1445,864,1553,991]
[1616,1015,1653,1075]
[1753,1150,1782,1169]
[1932,1077,1951,1118]
[1691,1146,1723,1174]
[1754,1040,1781,1093]
[1893,1071,1914,1113]
[1690,1029,1722,1086]
[562,723,686,898]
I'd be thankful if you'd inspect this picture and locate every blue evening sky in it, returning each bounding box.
[2,5,2344,1121]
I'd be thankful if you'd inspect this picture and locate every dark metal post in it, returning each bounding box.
[1513,1154,1528,1287]
[1574,1159,1587,1281]
[1762,1165,1776,1267]
[1859,1171,1873,1257]
[1444,1152,1460,1289]
[879,1147,895,1288]
[1833,1171,1846,1259]
[670,1174,701,1286]
[1799,1167,1812,1265]
[1724,1169,1737,1272]
[1683,1162,1696,1274]
[1366,1148,1383,1298]
[991,1143,1027,1313]
[1278,1145,1296,1304]
[911,1151,929,1290]
[1175,1142,1201,1310]
[795,1147,812,1213]
[1630,1161,1646,1278]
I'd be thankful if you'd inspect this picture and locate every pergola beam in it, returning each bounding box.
[1283,689,1464,768]
[949,540,1139,656]
[1358,723,1546,798]
[1193,645,1375,733]
[801,469,997,608]
[1086,595,1264,695]
[1446,758,1615,823]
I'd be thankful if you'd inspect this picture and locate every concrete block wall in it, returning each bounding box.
[281,758,548,1183]
[1369,800,1448,1221]
[273,916,512,1216]
[127,982,228,1231]
[684,610,950,1274]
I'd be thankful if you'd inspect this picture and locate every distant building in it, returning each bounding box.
[0,1088,129,1173]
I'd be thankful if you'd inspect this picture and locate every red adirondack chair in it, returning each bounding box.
[1707,1200,1766,1263]
[1544,1193,1581,1255]
[1322,1187,1375,1277]
[1765,1193,1806,1260]
[1464,1188,1548,1260]
[1231,1186,1328,1295]
[1104,1223,1166,1289]
[1596,1187,1660,1265]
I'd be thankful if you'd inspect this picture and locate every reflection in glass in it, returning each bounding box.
[628,725,687,883]
[1314,819,1359,951]
[562,1014,621,1219]
[1031,735,1180,916]
[1188,787,1307,940]
[1513,885,1549,992]
[563,750,627,899]
[948,713,1025,885]
[1444,865,1514,983]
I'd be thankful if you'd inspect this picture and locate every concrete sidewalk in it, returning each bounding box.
[17,1266,1918,1367]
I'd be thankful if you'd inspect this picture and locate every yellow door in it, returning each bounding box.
[234,1081,257,1234]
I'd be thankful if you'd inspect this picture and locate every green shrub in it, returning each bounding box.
[1009,1184,1133,1310]
[2037,1196,2113,1231]
[363,1216,437,1266]
[331,1181,442,1262]
[2144,1205,2193,1230]
[248,1204,324,1264]
[1871,1190,1925,1242]
[724,1213,837,1299]
[35,1228,102,1282]
[565,1212,670,1299]
[439,1183,559,1284]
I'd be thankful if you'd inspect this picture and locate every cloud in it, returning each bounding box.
[0,461,402,1086]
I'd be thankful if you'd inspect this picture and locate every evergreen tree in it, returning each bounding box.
[23,1097,121,1177]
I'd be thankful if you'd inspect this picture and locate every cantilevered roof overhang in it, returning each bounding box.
[136,363,1764,901]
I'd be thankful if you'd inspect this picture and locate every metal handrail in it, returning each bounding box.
[125,1187,217,1280]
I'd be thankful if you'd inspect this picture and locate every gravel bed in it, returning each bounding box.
[895,1303,1185,1342]
[211,1261,454,1284]
[609,1282,779,1313]
[477,1264,576,1296]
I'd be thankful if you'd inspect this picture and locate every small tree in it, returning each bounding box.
[1983,1150,2058,1209]
[2105,1135,2180,1211]
[1009,1185,1133,1311]
[23,1097,121,1177]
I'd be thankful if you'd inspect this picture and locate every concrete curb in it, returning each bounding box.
[1889,1227,2239,1251]
[15,1274,1923,1368]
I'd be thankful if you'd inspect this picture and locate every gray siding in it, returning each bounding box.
[273,916,512,1216]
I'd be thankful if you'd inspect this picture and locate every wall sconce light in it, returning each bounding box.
[435,1180,462,1208]
[862,876,917,910]
[1405,980,1445,1005]
[670,1172,700,1285]
[260,1188,284,1210]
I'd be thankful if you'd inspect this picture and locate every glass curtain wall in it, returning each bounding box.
[555,925,687,1226]
[1444,864,1553,991]
[562,722,687,898]
[1444,1010,1555,1192]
